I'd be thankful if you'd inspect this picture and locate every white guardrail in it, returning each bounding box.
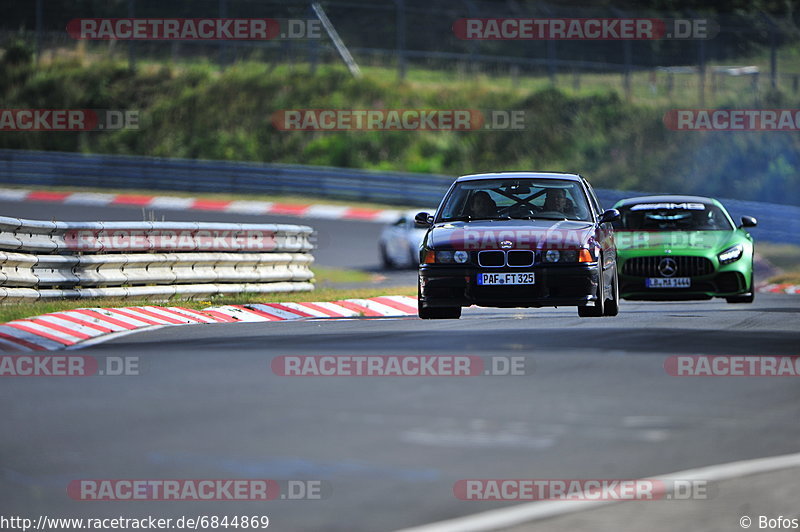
[0,216,315,301]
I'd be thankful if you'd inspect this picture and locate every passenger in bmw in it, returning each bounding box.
[468,191,497,218]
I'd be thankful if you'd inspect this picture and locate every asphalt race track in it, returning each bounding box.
[1,297,799,531]
[0,199,799,531]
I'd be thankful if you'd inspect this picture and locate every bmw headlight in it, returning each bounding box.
[423,250,469,264]
[544,250,579,263]
[718,244,744,264]
[435,251,455,263]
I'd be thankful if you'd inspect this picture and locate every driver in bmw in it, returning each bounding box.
[543,188,576,217]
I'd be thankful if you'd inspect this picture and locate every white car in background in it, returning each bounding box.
[379,209,431,269]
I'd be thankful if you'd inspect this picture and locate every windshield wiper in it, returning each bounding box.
[441,215,511,222]
[515,215,570,221]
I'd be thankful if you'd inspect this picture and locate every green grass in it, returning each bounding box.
[56,41,797,108]
[757,242,800,284]
[757,242,800,271]
[766,272,800,285]
[4,42,800,205]
[0,285,416,324]
[312,267,375,284]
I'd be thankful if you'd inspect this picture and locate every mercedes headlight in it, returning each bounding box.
[718,244,744,264]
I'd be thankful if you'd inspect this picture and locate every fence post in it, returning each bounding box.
[541,4,557,84]
[697,40,706,106]
[759,12,778,91]
[127,0,136,72]
[396,0,407,80]
[752,72,760,106]
[623,40,632,101]
[308,3,319,74]
[35,0,43,64]
[218,0,229,69]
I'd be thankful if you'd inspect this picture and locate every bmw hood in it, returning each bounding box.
[427,219,597,251]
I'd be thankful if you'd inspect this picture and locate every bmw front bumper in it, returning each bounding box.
[419,263,600,308]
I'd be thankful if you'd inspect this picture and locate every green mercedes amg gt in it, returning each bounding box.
[612,195,757,303]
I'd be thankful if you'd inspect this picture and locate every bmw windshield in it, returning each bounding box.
[437,178,592,223]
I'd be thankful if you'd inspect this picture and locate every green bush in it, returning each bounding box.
[1,57,800,204]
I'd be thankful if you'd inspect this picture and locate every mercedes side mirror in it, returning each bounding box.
[740,216,757,228]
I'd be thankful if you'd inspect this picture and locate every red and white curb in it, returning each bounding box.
[0,188,403,223]
[0,296,417,352]
[759,283,800,295]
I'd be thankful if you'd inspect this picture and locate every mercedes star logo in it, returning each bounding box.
[658,257,678,277]
[500,240,513,249]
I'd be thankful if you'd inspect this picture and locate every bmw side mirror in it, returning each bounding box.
[598,209,620,224]
[740,216,757,228]
[415,212,433,227]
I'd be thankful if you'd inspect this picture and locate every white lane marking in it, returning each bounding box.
[401,429,557,450]
[303,205,350,219]
[0,188,32,201]
[62,192,116,205]
[147,196,195,210]
[225,201,273,214]
[394,451,800,532]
